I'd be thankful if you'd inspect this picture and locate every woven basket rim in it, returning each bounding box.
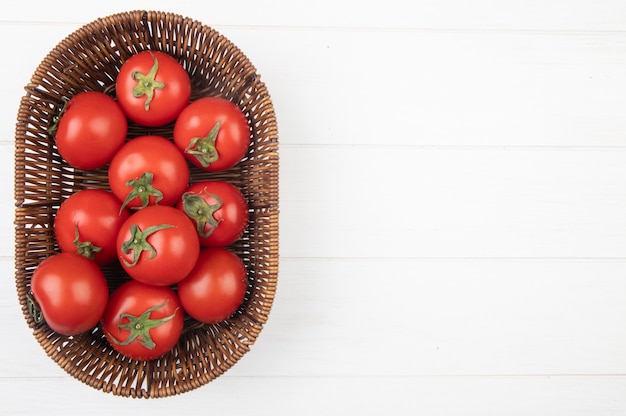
[14,9,279,398]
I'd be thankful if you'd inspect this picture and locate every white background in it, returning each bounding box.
[2,1,626,414]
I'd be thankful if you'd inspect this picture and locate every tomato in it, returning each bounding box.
[108,135,190,211]
[116,50,191,127]
[52,91,127,170]
[177,247,248,324]
[54,189,131,266]
[102,280,183,361]
[30,252,109,336]
[116,205,200,286]
[173,97,250,172]
[176,180,249,247]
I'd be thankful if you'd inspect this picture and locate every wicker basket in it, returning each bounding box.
[13,10,278,398]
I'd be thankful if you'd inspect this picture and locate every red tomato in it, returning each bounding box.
[108,135,190,211]
[54,189,131,266]
[173,97,250,172]
[116,205,200,286]
[176,180,249,247]
[116,50,191,127]
[30,252,109,336]
[102,280,183,361]
[52,91,127,170]
[177,247,248,324]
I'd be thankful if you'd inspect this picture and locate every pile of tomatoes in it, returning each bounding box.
[29,50,252,361]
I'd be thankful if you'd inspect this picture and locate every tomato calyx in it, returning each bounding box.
[131,52,165,111]
[120,223,175,267]
[184,120,222,168]
[181,189,223,238]
[47,97,69,137]
[72,222,102,260]
[108,301,179,350]
[121,172,163,212]
[27,293,44,324]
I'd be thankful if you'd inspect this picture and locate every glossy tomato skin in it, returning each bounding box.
[116,205,200,286]
[116,51,191,127]
[31,252,109,336]
[173,97,250,172]
[102,280,184,361]
[176,180,249,247]
[54,91,128,170]
[54,189,131,266]
[177,247,248,324]
[108,135,190,211]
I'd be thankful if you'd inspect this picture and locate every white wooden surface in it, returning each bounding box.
[2,1,626,414]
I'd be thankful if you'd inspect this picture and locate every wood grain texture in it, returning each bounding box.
[2,0,626,413]
[3,375,626,415]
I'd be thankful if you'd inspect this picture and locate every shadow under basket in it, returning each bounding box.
[13,10,279,398]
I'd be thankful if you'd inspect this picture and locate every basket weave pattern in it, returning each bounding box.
[14,10,278,398]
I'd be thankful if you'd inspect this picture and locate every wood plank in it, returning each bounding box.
[279,146,626,258]
[230,29,626,148]
[5,258,626,378]
[5,144,626,259]
[2,26,625,148]
[230,258,626,377]
[2,375,626,415]
[1,141,16,260]
[1,0,626,31]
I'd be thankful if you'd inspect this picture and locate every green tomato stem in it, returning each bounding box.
[120,223,175,267]
[181,189,223,238]
[120,171,163,213]
[73,222,102,260]
[131,52,165,111]
[184,120,222,168]
[108,301,179,350]
[47,97,69,138]
[27,293,43,324]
